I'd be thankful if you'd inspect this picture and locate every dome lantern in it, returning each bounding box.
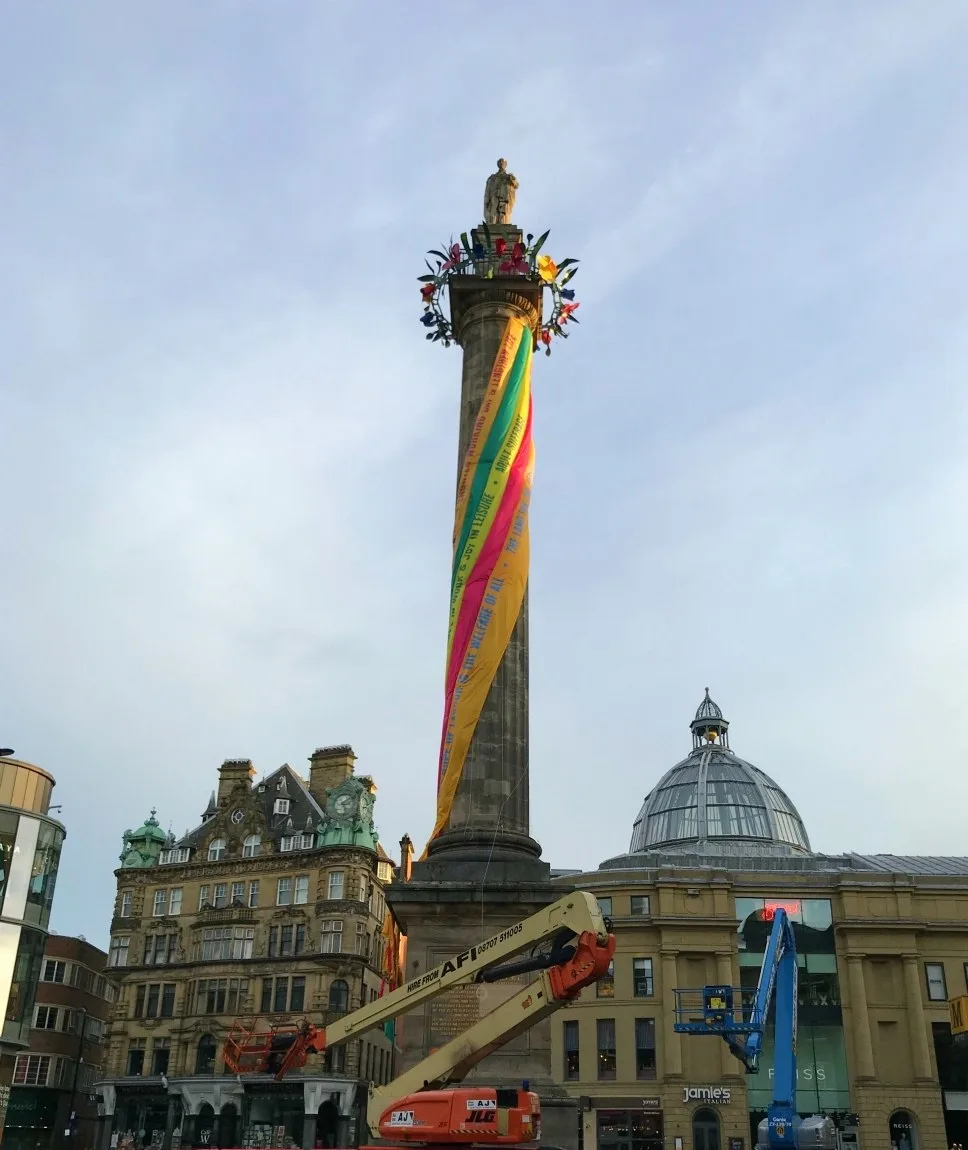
[691,687,729,750]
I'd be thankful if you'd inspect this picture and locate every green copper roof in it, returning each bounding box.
[119,808,168,868]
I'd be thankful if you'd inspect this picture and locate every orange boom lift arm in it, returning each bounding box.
[223,891,615,1146]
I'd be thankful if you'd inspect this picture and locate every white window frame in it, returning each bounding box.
[198,885,211,911]
[14,1055,51,1086]
[280,833,314,852]
[208,838,227,862]
[327,871,345,901]
[232,927,255,960]
[213,883,228,909]
[168,887,183,916]
[274,798,290,815]
[158,846,190,865]
[42,960,66,984]
[294,875,310,905]
[320,920,343,954]
[152,890,167,917]
[120,891,133,918]
[276,877,292,907]
[248,880,260,908]
[243,834,262,858]
[35,1005,58,1030]
[109,936,130,968]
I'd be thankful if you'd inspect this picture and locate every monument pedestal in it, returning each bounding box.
[388,863,580,1150]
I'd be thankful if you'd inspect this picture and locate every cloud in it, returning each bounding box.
[3,1,968,940]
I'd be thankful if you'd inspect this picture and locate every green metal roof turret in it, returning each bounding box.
[119,808,167,868]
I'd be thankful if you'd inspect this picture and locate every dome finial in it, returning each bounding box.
[691,688,728,748]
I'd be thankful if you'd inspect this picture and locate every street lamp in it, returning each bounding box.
[67,1008,88,1142]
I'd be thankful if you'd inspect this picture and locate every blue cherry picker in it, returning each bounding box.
[674,906,836,1150]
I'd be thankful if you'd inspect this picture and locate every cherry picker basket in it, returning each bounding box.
[223,1017,312,1076]
[673,986,764,1036]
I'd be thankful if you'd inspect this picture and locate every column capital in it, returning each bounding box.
[660,948,680,959]
[845,952,866,963]
[900,952,921,965]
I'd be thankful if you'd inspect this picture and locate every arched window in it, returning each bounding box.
[242,834,261,858]
[329,979,349,1014]
[195,1033,217,1074]
[889,1110,918,1150]
[207,838,226,862]
[692,1108,720,1150]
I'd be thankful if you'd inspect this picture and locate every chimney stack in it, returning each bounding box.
[309,745,357,805]
[217,759,256,805]
[399,834,413,882]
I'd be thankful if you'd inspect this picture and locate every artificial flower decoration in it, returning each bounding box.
[417,226,580,355]
[536,254,558,283]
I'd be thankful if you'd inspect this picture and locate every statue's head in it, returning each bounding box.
[497,158,507,171]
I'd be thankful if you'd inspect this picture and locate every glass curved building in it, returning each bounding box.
[0,756,65,1053]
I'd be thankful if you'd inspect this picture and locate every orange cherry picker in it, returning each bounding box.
[222,891,615,1149]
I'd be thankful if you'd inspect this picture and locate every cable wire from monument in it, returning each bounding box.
[479,765,526,934]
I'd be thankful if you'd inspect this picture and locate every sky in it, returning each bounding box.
[3,1,968,944]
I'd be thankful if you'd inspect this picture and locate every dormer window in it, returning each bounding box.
[208,838,227,862]
[243,834,262,858]
[274,799,290,816]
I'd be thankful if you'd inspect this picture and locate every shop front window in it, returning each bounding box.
[597,1110,663,1150]
[889,1109,918,1150]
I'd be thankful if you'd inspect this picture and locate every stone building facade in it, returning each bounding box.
[3,935,116,1150]
[547,693,968,1150]
[96,746,399,1150]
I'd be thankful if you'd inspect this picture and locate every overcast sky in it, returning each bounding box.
[4,2,968,944]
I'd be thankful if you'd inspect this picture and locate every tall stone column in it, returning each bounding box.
[662,951,683,1077]
[427,253,545,870]
[846,955,875,1079]
[902,954,934,1080]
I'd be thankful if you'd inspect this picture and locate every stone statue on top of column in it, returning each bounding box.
[483,158,519,225]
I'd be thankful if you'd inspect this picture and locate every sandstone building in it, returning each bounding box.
[97,746,399,1150]
[547,693,968,1150]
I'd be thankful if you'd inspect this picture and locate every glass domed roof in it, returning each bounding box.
[629,691,811,857]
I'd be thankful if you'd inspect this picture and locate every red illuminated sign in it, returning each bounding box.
[761,900,801,922]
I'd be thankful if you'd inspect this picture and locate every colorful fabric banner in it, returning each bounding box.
[426,316,534,849]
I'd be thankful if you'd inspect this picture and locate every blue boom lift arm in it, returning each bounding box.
[673,907,799,1149]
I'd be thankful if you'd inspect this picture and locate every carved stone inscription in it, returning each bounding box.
[425,953,529,1054]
